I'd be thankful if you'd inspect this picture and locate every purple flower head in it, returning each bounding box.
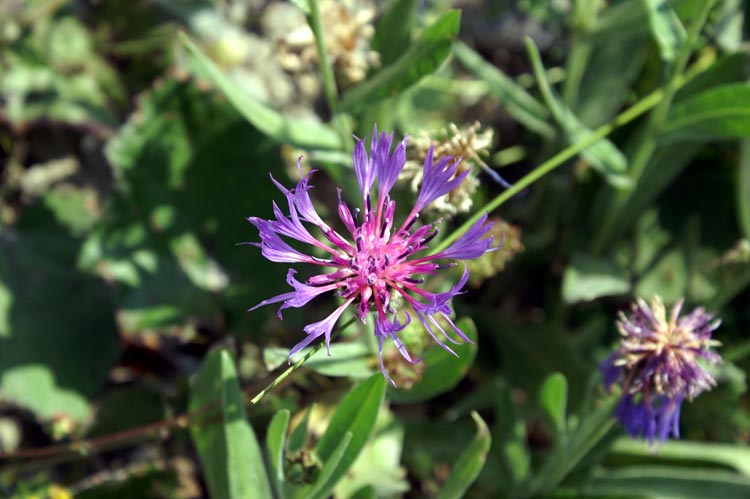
[246,126,495,385]
[600,296,721,446]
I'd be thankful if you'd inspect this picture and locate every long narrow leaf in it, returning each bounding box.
[453,42,554,138]
[524,37,631,188]
[341,11,461,112]
[190,349,273,499]
[178,32,342,150]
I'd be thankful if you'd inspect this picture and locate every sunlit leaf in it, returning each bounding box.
[662,84,750,142]
[341,10,461,112]
[644,0,687,63]
[178,32,342,150]
[190,349,273,499]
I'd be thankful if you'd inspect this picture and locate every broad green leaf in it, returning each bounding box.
[525,38,631,188]
[189,349,273,499]
[575,38,648,128]
[178,32,341,150]
[296,375,386,499]
[0,210,119,422]
[644,0,687,63]
[334,408,408,498]
[562,253,630,303]
[540,373,568,436]
[266,409,291,496]
[341,10,461,112]
[674,53,750,101]
[85,78,287,334]
[371,0,419,67]
[739,139,750,239]
[389,317,478,403]
[582,466,750,499]
[610,438,750,477]
[453,42,554,138]
[662,83,750,142]
[263,343,374,378]
[435,412,491,499]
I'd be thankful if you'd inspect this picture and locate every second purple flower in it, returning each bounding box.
[247,126,495,384]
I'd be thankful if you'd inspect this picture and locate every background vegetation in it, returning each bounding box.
[0,0,748,498]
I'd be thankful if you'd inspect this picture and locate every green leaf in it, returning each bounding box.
[539,373,568,436]
[389,317,478,403]
[674,52,750,101]
[522,396,619,497]
[582,466,750,499]
[644,0,687,63]
[452,42,554,138]
[178,32,341,150]
[435,412,492,499]
[288,407,311,452]
[341,10,461,112]
[562,253,631,303]
[266,409,291,497]
[739,138,750,239]
[347,485,376,499]
[189,349,273,499]
[0,213,119,422]
[264,343,374,378]
[661,83,750,142]
[371,0,419,67]
[333,408,409,498]
[610,438,750,477]
[524,37,631,188]
[305,432,354,499]
[494,379,530,489]
[297,375,386,499]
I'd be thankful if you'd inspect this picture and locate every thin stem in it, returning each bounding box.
[308,0,339,115]
[249,317,356,404]
[431,88,665,254]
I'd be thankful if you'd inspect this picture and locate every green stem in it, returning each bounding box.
[249,317,356,404]
[308,0,339,115]
[432,87,666,254]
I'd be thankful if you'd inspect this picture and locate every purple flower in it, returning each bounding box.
[247,127,494,384]
[600,296,721,446]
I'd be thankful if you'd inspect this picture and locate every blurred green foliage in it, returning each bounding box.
[0,0,748,498]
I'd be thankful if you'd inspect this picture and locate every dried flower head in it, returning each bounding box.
[401,122,500,216]
[276,0,380,86]
[246,126,495,384]
[464,218,522,287]
[600,296,721,446]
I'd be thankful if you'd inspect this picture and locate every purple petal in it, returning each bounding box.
[412,147,470,213]
[247,217,315,264]
[289,298,353,361]
[376,136,407,202]
[431,213,494,260]
[353,136,376,199]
